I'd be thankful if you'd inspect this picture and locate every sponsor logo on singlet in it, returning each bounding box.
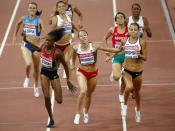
[124,44,140,59]
[23,24,36,36]
[79,53,95,65]
[40,55,53,68]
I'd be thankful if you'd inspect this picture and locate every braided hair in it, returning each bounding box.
[47,28,65,42]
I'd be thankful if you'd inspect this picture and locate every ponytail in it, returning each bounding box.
[36,10,42,16]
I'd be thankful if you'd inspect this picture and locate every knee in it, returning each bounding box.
[26,64,32,69]
[80,91,86,97]
[125,86,133,92]
[65,59,70,65]
[113,74,120,81]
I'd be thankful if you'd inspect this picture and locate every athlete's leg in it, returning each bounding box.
[120,77,126,95]
[32,51,40,87]
[64,45,72,79]
[112,63,125,102]
[21,45,33,77]
[51,78,62,104]
[82,76,97,124]
[74,71,87,124]
[133,74,142,111]
[121,71,133,117]
[75,71,87,114]
[57,61,62,74]
[85,76,98,113]
[133,75,142,122]
[32,51,40,97]
[21,45,32,87]
[40,75,54,121]
[122,71,133,105]
[112,63,122,81]
[119,77,126,103]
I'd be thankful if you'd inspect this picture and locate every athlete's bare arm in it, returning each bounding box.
[137,38,147,61]
[39,18,47,39]
[13,16,25,44]
[72,5,83,28]
[55,49,77,93]
[94,43,121,53]
[104,27,114,56]
[71,45,78,70]
[143,17,152,38]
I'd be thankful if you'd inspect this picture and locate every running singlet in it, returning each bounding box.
[124,38,141,59]
[127,16,144,37]
[56,14,72,34]
[112,26,129,48]
[77,43,97,66]
[23,15,41,36]
[40,47,57,68]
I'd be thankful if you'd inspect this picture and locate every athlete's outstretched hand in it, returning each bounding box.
[67,80,77,95]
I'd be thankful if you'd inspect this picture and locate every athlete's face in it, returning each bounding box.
[45,36,54,47]
[131,5,141,17]
[78,31,88,44]
[116,14,125,25]
[28,4,37,16]
[129,25,139,38]
[57,2,66,14]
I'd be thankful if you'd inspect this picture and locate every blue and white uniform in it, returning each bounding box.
[23,15,41,36]
[23,15,41,52]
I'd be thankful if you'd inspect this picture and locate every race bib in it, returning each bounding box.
[23,24,36,36]
[125,50,138,59]
[40,57,52,68]
[79,53,95,65]
[115,42,121,49]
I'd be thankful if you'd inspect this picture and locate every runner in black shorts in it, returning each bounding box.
[22,28,76,128]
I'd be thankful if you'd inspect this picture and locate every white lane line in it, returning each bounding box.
[0,0,21,56]
[112,0,117,26]
[0,82,175,90]
[112,1,127,130]
[122,116,127,131]
[46,90,55,131]
[161,0,175,45]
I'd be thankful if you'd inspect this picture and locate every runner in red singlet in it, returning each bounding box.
[104,12,129,103]
[22,28,76,128]
[71,30,122,125]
